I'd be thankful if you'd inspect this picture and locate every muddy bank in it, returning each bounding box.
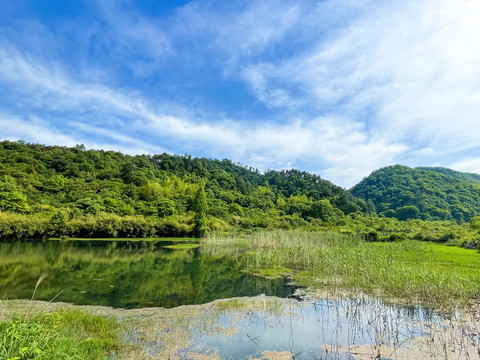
[3,296,480,359]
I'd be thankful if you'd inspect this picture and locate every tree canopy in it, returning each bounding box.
[0,140,365,238]
[351,165,480,223]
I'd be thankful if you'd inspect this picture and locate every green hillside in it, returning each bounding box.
[417,167,480,184]
[0,140,367,238]
[351,165,480,222]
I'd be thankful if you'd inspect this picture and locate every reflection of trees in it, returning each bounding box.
[0,242,292,308]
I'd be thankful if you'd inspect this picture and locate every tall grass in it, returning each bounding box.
[204,231,480,308]
[0,274,124,359]
[0,309,121,360]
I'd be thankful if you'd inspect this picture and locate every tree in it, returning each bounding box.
[309,199,342,223]
[395,205,420,221]
[0,175,30,213]
[470,216,480,230]
[192,182,208,237]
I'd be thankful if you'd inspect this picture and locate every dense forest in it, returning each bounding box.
[1,141,480,247]
[351,165,480,222]
[0,140,368,238]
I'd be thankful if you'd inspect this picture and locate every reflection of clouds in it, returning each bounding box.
[6,293,479,359]
[124,295,478,359]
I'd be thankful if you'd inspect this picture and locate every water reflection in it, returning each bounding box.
[0,240,295,309]
[160,296,450,359]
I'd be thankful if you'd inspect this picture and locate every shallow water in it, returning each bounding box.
[3,240,478,359]
[116,295,455,360]
[0,240,296,309]
[186,297,434,359]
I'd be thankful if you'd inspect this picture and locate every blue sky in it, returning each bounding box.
[1,0,480,188]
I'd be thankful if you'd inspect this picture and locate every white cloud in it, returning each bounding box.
[0,114,162,156]
[237,0,480,180]
[69,121,166,154]
[0,39,405,186]
[93,1,173,76]
[450,157,480,175]
[177,1,301,61]
[0,116,79,147]
[241,67,303,108]
[2,0,480,187]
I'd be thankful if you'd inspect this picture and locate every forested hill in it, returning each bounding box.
[417,167,480,184]
[350,165,480,222]
[0,140,368,236]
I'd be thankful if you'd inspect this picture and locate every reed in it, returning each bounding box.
[204,230,480,308]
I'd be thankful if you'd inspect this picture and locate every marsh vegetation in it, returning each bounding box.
[205,231,480,309]
[1,232,480,359]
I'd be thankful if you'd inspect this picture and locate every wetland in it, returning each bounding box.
[2,231,480,359]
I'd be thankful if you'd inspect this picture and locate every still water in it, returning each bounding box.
[181,297,440,359]
[123,295,451,359]
[0,240,295,309]
[1,240,472,359]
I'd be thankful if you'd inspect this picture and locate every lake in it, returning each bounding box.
[2,240,477,359]
[0,240,297,309]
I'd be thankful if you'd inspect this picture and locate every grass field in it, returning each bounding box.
[204,231,480,308]
[420,243,480,274]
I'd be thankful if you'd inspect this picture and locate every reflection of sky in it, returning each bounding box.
[183,297,441,359]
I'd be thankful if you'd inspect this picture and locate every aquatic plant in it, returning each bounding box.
[204,230,480,308]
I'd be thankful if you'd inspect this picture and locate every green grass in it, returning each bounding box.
[0,309,124,360]
[424,243,480,274]
[247,266,292,279]
[204,231,480,308]
[163,243,200,249]
[215,299,245,310]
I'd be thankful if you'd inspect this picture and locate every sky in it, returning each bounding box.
[1,0,480,188]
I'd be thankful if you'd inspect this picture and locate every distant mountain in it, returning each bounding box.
[350,165,480,222]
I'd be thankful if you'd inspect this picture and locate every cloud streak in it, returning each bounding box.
[0,0,479,187]
[0,37,404,186]
[236,0,480,182]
